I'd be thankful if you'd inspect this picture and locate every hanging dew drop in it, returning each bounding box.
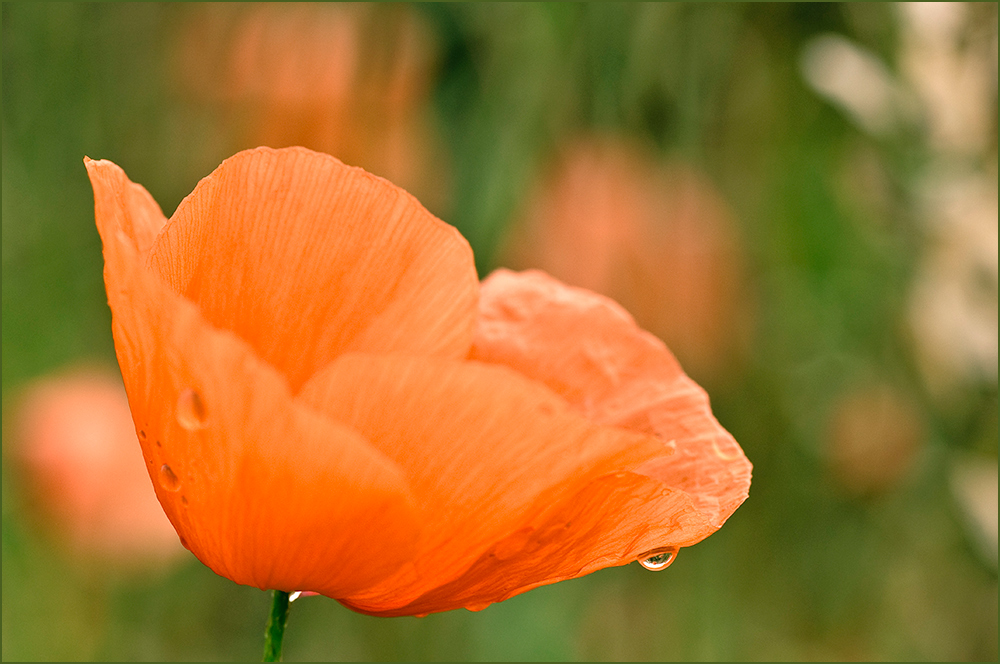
[638,546,679,571]
[288,591,302,602]
[466,602,491,612]
[159,464,182,492]
[177,388,208,430]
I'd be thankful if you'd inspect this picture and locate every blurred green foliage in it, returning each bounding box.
[3,2,997,661]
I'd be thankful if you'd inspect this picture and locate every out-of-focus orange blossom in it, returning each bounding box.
[173,3,449,213]
[825,383,925,497]
[9,366,185,566]
[501,136,753,383]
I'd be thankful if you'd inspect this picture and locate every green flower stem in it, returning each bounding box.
[262,590,291,662]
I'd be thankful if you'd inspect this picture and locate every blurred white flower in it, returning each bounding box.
[949,453,999,569]
[800,33,910,137]
[896,2,999,396]
[898,2,996,156]
[909,173,998,392]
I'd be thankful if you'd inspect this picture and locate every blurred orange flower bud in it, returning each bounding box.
[10,366,185,565]
[825,384,924,496]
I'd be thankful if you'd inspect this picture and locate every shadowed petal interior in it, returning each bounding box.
[298,352,670,610]
[345,469,715,616]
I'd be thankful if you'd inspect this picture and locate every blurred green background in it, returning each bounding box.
[3,2,997,661]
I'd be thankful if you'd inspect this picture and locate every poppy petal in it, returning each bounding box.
[86,157,420,596]
[297,353,670,610]
[84,163,168,257]
[349,470,715,616]
[471,269,751,529]
[145,146,479,391]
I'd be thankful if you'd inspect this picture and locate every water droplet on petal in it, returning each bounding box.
[177,388,207,430]
[638,546,679,571]
[712,436,743,461]
[159,464,182,492]
[288,591,302,602]
[466,602,491,612]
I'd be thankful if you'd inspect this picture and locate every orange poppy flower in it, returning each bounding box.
[85,146,750,616]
